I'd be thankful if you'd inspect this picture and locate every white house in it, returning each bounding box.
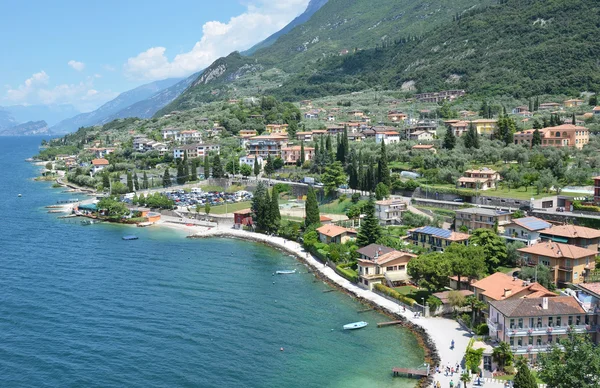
[91,158,109,175]
[239,154,264,167]
[375,131,401,145]
[375,199,407,225]
[500,217,552,246]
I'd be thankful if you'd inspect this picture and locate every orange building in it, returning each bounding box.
[281,146,315,164]
[514,124,589,149]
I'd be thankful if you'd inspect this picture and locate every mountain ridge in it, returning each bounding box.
[0,120,49,136]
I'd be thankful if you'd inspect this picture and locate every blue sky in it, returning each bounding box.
[1,0,309,111]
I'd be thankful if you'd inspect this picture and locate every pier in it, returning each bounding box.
[392,367,429,378]
[377,320,403,327]
[57,199,79,204]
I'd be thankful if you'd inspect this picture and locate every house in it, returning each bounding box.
[239,129,257,138]
[265,124,288,135]
[573,282,600,321]
[347,110,364,118]
[518,242,597,286]
[296,132,313,142]
[539,102,562,110]
[414,90,465,103]
[432,290,474,315]
[281,146,315,164]
[176,130,202,143]
[161,127,179,140]
[594,176,600,205]
[457,167,500,191]
[408,226,470,252]
[357,249,417,290]
[173,143,220,159]
[501,217,552,246]
[408,130,435,141]
[387,111,407,122]
[247,134,288,158]
[539,224,600,252]
[593,106,600,116]
[488,296,590,360]
[514,124,590,149]
[239,154,263,167]
[86,147,115,158]
[233,209,253,227]
[450,121,469,137]
[327,114,336,122]
[91,158,109,174]
[471,119,498,136]
[411,144,436,153]
[512,106,529,114]
[454,207,512,232]
[564,99,585,108]
[472,272,555,308]
[316,225,356,244]
[320,215,333,225]
[375,131,401,145]
[375,199,407,225]
[347,132,365,142]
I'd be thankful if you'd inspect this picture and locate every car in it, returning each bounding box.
[453,198,464,203]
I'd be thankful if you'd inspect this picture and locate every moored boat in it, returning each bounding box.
[276,269,296,275]
[343,321,368,330]
[122,235,139,240]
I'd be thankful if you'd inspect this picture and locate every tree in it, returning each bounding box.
[240,163,252,177]
[102,173,110,190]
[133,172,139,191]
[126,172,133,192]
[98,196,129,218]
[460,372,472,388]
[190,160,198,181]
[572,112,576,125]
[377,141,390,186]
[273,157,284,170]
[204,154,210,178]
[464,295,487,327]
[264,155,274,177]
[464,122,479,149]
[162,169,172,187]
[532,119,542,130]
[322,161,347,197]
[407,252,452,291]
[519,264,553,289]
[211,154,224,178]
[445,243,486,290]
[176,162,186,184]
[299,141,306,165]
[539,332,600,388]
[253,157,261,177]
[443,125,456,150]
[513,357,538,388]
[448,290,466,312]
[142,171,149,190]
[375,182,390,200]
[356,196,382,246]
[305,185,320,227]
[470,229,508,272]
[269,186,281,232]
[204,202,211,215]
[589,93,598,107]
[252,182,268,231]
[492,342,514,372]
[506,241,526,267]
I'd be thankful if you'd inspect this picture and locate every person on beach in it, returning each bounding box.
[449,380,454,388]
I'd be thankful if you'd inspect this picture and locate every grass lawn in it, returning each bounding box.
[497,266,517,274]
[209,201,252,214]
[414,206,456,217]
[394,285,434,303]
[389,161,413,171]
[495,371,544,384]
[383,226,411,237]
[424,183,551,200]
[319,199,366,215]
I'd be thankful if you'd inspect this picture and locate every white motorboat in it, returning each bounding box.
[275,269,297,275]
[343,321,368,330]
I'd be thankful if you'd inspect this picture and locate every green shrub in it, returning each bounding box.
[573,201,600,212]
[374,284,416,306]
[476,323,489,336]
[336,265,358,283]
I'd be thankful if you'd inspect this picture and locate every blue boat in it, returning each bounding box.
[122,235,139,240]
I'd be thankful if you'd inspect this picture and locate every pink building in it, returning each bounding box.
[281,146,314,165]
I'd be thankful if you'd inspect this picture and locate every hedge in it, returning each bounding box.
[573,201,600,213]
[420,185,477,197]
[336,265,359,283]
[374,284,416,306]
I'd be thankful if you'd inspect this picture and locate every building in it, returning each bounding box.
[408,130,435,141]
[161,127,179,140]
[239,129,257,138]
[539,224,600,252]
[316,225,356,244]
[411,144,436,153]
[408,226,470,252]
[487,296,590,360]
[564,99,585,108]
[357,244,396,261]
[375,131,401,145]
[595,176,600,205]
[512,106,529,114]
[414,90,465,103]
[539,102,562,111]
[176,130,202,143]
[472,272,555,307]
[375,199,407,225]
[471,119,498,136]
[357,249,417,290]
[239,154,263,168]
[233,209,253,227]
[296,131,314,142]
[513,124,589,149]
[247,134,287,158]
[173,143,220,159]
[387,111,407,122]
[454,207,512,232]
[432,290,474,315]
[265,124,288,135]
[91,158,109,174]
[281,146,315,164]
[457,167,500,191]
[517,242,597,286]
[593,106,600,116]
[86,147,115,158]
[347,110,364,118]
[449,121,469,137]
[501,217,552,246]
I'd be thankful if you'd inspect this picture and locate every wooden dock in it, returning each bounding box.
[357,308,373,313]
[57,199,79,204]
[377,320,403,327]
[392,367,429,378]
[322,289,335,293]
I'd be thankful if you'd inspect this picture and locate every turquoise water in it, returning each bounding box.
[0,137,424,387]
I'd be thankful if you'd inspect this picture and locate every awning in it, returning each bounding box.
[385,271,409,282]
[541,235,569,243]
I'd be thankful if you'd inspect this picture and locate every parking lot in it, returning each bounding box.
[164,189,253,207]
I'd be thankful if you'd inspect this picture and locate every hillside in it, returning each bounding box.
[50,77,183,134]
[0,120,49,136]
[242,0,329,56]
[275,0,600,99]
[160,0,491,114]
[0,108,17,130]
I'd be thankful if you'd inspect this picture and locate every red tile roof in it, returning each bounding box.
[540,224,600,239]
[91,158,109,166]
[518,241,597,259]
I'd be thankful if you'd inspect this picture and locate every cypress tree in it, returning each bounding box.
[252,181,267,230]
[162,169,171,187]
[133,172,139,191]
[126,172,133,192]
[264,155,274,176]
[572,112,576,125]
[534,96,539,111]
[176,162,185,184]
[513,359,537,388]
[348,149,359,190]
[102,173,110,190]
[528,98,533,113]
[443,125,456,150]
[532,119,542,130]
[142,171,149,189]
[305,185,320,227]
[325,134,332,153]
[377,141,390,186]
[212,154,224,178]
[464,122,479,149]
[190,160,198,181]
[270,186,281,232]
[253,157,261,177]
[263,189,272,232]
[300,141,305,165]
[532,129,542,147]
[342,126,349,165]
[203,154,210,179]
[356,196,382,246]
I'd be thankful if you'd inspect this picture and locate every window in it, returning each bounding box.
[510,319,515,329]
[556,317,561,327]
[529,318,535,328]
[536,337,542,346]
[386,266,394,272]
[576,316,581,325]
[528,336,534,345]
[510,337,514,346]
[537,317,542,328]
[518,318,523,328]
[568,316,573,326]
[548,317,553,327]
[541,259,550,266]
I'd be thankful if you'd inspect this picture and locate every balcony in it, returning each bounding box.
[511,344,564,355]
[505,324,593,337]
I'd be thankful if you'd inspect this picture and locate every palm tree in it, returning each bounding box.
[465,295,488,328]
[460,371,472,388]
[492,341,513,372]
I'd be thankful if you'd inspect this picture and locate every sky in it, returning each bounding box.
[0,0,309,112]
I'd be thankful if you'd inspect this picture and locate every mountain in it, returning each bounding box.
[274,0,600,99]
[50,77,183,134]
[242,0,329,56]
[0,108,18,130]
[100,71,200,123]
[0,120,49,136]
[5,104,80,126]
[160,0,493,113]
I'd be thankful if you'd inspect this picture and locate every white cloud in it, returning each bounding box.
[102,64,116,72]
[2,71,117,111]
[124,0,310,80]
[68,60,86,72]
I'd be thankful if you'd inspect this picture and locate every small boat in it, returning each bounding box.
[343,321,368,330]
[122,235,139,240]
[276,269,297,275]
[18,194,22,197]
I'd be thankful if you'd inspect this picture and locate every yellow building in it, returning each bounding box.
[471,119,498,136]
[265,124,288,135]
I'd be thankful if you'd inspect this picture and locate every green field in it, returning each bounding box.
[393,285,433,303]
[209,201,252,214]
[424,183,554,200]
[319,198,361,215]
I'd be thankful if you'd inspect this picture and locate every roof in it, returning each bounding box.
[542,124,588,132]
[375,251,416,265]
[411,130,434,136]
[518,241,597,259]
[577,282,600,297]
[510,217,552,231]
[465,168,497,174]
[375,199,406,206]
[593,106,600,111]
[282,146,315,151]
[234,209,253,215]
[490,296,584,318]
[91,158,109,166]
[539,224,600,239]
[319,215,332,222]
[472,272,555,301]
[411,226,470,241]
[433,290,474,304]
[357,244,395,259]
[411,144,435,149]
[316,225,353,238]
[455,207,511,216]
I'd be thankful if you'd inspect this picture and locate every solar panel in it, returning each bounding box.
[518,217,551,230]
[416,226,452,239]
